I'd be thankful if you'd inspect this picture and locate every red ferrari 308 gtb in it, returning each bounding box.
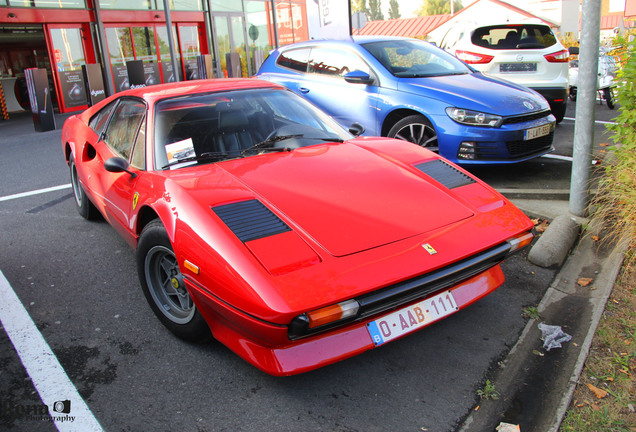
[62,79,534,376]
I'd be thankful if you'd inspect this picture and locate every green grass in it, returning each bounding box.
[560,31,636,432]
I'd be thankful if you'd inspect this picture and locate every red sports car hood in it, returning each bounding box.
[213,142,474,257]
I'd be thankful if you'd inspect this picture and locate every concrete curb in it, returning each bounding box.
[458,226,624,432]
[528,215,581,268]
[545,243,626,432]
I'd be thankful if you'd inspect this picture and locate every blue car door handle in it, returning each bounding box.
[299,87,310,94]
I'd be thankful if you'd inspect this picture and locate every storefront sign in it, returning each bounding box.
[184,58,199,80]
[126,60,145,89]
[197,55,214,79]
[24,68,55,132]
[143,62,160,86]
[113,65,129,92]
[82,64,106,106]
[59,70,87,108]
[161,62,176,83]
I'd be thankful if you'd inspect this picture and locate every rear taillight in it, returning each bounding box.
[455,50,494,64]
[544,49,570,63]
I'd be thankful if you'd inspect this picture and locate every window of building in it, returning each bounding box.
[50,27,88,109]
[7,0,85,7]
[156,26,182,82]
[210,0,243,12]
[99,0,153,10]
[245,0,275,72]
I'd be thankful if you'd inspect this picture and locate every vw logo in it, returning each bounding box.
[516,54,524,61]
[523,101,534,110]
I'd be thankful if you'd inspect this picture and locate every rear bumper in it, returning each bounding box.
[530,87,569,104]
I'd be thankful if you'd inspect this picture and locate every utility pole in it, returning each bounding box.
[570,0,601,217]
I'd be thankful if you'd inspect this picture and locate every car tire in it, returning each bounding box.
[604,88,615,109]
[551,101,567,123]
[69,153,100,220]
[387,115,438,151]
[137,219,212,343]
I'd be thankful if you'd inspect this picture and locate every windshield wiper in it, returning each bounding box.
[242,134,345,156]
[243,134,304,153]
[161,151,233,169]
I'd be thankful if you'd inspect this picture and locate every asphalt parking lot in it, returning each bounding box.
[0,100,617,432]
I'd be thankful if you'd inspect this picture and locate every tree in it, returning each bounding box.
[388,0,401,19]
[416,0,463,16]
[368,0,384,20]
[352,0,370,16]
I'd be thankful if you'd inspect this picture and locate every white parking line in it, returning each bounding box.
[563,116,617,126]
[0,184,71,202]
[0,271,104,432]
[542,154,574,162]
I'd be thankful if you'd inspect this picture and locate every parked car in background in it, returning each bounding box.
[439,22,570,123]
[256,36,555,165]
[61,79,535,376]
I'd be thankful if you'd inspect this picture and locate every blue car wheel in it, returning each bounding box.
[388,115,438,152]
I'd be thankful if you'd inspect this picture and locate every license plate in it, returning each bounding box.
[524,123,552,141]
[500,63,537,73]
[367,290,458,346]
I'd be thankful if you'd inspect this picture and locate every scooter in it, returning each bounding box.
[568,46,617,109]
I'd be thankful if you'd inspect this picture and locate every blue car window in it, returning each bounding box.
[276,48,310,72]
[362,40,470,78]
[307,47,372,78]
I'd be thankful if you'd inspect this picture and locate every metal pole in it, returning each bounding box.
[163,0,181,82]
[271,0,279,49]
[93,0,115,96]
[570,0,601,216]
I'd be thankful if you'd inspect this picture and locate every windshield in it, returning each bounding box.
[361,39,472,78]
[154,88,352,170]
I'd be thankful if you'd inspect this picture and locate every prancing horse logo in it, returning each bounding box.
[422,243,437,255]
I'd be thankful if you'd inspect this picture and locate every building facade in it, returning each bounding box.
[0,0,312,114]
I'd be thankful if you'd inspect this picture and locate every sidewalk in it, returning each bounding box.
[458,197,623,432]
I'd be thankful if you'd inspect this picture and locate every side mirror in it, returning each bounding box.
[105,157,137,178]
[349,122,365,137]
[568,46,579,55]
[344,70,374,85]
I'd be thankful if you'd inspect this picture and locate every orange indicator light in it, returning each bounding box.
[183,260,200,275]
[306,300,359,328]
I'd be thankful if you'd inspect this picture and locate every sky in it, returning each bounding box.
[385,0,475,19]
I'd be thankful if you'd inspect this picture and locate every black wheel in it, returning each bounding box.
[69,153,99,220]
[137,220,212,343]
[603,87,615,109]
[387,115,438,151]
[551,101,567,123]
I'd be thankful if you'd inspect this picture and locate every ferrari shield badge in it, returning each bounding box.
[132,192,140,210]
[422,243,437,255]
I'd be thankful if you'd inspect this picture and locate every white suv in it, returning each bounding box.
[440,23,570,122]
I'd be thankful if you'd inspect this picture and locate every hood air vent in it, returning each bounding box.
[213,199,291,243]
[415,159,475,189]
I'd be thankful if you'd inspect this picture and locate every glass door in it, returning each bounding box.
[131,26,160,86]
[177,24,202,80]
[106,27,134,92]
[47,24,94,112]
[212,14,249,77]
